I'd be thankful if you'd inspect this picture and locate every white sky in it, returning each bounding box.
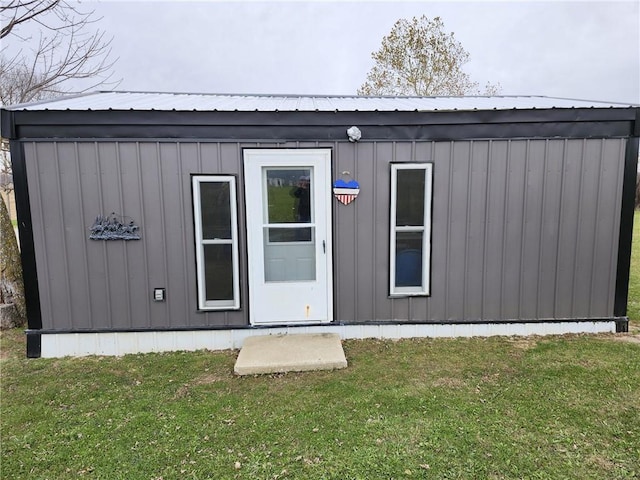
[5,0,640,103]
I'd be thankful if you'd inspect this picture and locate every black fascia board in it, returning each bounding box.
[0,109,16,138]
[11,121,637,142]
[4,107,639,141]
[9,140,42,331]
[614,135,640,317]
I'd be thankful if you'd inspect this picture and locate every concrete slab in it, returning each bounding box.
[234,333,348,375]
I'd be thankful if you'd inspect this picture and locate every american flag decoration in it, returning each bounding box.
[333,178,360,205]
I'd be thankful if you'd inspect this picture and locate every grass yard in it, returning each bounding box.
[1,332,639,479]
[1,217,640,479]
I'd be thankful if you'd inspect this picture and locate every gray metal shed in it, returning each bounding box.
[2,92,638,357]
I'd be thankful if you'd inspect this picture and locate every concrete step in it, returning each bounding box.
[234,333,348,375]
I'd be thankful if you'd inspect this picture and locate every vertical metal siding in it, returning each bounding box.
[333,138,626,323]
[27,140,253,330]
[24,136,626,331]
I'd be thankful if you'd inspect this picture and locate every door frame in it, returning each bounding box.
[243,148,333,325]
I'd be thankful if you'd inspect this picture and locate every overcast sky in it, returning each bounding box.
[7,0,640,104]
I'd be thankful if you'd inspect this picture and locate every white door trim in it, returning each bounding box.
[243,148,333,325]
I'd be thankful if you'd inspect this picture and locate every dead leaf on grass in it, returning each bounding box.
[432,377,467,389]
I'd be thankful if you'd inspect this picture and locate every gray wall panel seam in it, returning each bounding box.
[463,141,472,320]
[372,141,378,322]
[570,139,586,317]
[95,142,112,328]
[500,141,511,320]
[552,140,567,317]
[74,142,92,328]
[535,140,548,319]
[589,139,605,315]
[31,143,52,328]
[156,142,171,326]
[445,141,454,320]
[115,143,132,328]
[518,140,530,320]
[176,143,189,325]
[481,141,492,319]
[135,142,151,328]
[54,143,73,329]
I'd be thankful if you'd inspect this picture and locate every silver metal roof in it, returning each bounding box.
[6,91,638,112]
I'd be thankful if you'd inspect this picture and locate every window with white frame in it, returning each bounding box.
[390,163,433,296]
[192,175,240,310]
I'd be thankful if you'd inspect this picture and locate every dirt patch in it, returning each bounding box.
[432,377,467,389]
[610,334,640,344]
[193,373,226,385]
[172,372,227,399]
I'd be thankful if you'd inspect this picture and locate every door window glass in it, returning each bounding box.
[263,167,316,282]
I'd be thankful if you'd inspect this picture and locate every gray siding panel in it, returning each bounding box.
[79,143,110,328]
[483,141,509,319]
[25,136,626,332]
[537,140,564,318]
[466,141,490,320]
[373,142,393,322]
[139,143,170,327]
[502,140,527,320]
[520,140,546,318]
[447,141,471,320]
[332,138,625,323]
[334,142,358,321]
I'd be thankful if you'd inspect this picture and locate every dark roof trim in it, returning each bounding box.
[2,107,638,141]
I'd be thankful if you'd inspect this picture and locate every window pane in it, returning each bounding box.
[268,227,313,243]
[200,182,231,239]
[264,227,316,282]
[266,169,312,224]
[395,231,423,287]
[203,244,234,301]
[396,169,425,226]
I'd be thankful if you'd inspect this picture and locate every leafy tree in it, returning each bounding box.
[358,15,499,96]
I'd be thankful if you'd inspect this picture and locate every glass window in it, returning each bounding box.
[390,164,433,296]
[262,167,316,282]
[192,176,240,310]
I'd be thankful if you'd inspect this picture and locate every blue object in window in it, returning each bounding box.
[395,249,423,287]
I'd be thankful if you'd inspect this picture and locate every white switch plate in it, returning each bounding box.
[153,288,165,301]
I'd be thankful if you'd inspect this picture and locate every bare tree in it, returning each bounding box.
[358,15,500,96]
[0,0,119,105]
[1,1,118,327]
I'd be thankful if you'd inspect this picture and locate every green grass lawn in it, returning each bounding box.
[625,211,640,333]
[2,218,640,479]
[1,333,638,479]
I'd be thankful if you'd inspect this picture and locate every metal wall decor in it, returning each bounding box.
[89,213,141,240]
[333,171,360,205]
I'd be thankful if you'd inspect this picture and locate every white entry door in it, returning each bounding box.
[244,149,333,325]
